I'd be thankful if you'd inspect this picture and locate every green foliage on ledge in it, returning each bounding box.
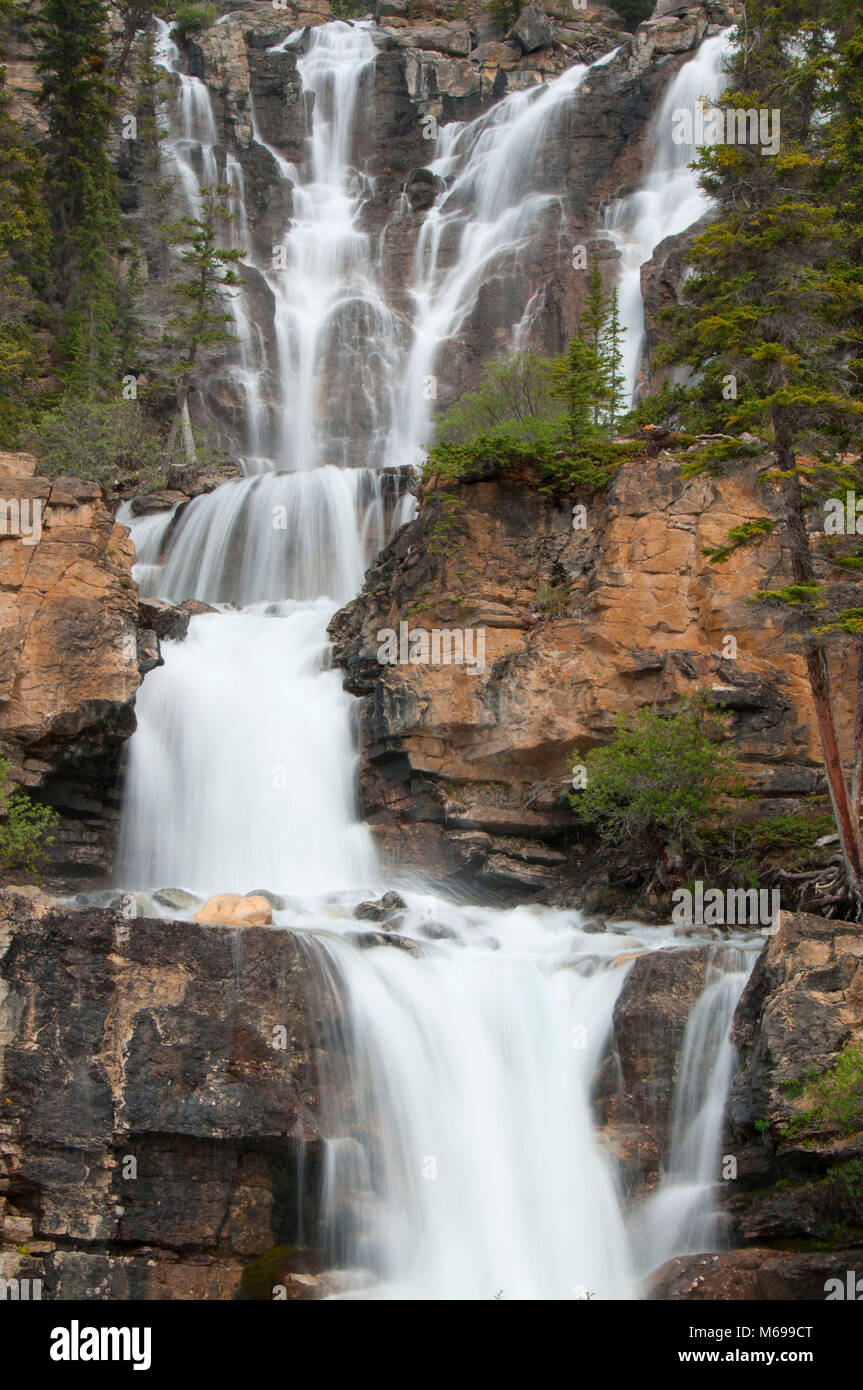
[781,1041,863,1140]
[170,4,219,40]
[568,694,744,860]
[0,754,58,876]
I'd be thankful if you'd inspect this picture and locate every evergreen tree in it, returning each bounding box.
[0,1,50,441]
[557,256,627,440]
[165,185,243,462]
[555,334,602,449]
[605,286,626,433]
[665,1,863,910]
[37,0,123,393]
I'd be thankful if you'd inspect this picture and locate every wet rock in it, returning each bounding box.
[247,889,285,911]
[0,891,350,1299]
[594,946,717,1170]
[721,910,863,1246]
[72,889,127,909]
[351,930,421,957]
[128,490,186,517]
[193,893,273,926]
[152,888,203,913]
[138,597,192,643]
[404,166,444,212]
[419,919,459,941]
[353,891,407,923]
[181,599,218,619]
[648,1247,863,1301]
[136,627,162,675]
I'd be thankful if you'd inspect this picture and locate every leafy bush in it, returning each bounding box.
[435,352,562,446]
[783,1042,863,1139]
[569,694,744,857]
[26,398,178,489]
[750,813,835,851]
[0,754,57,874]
[170,5,219,40]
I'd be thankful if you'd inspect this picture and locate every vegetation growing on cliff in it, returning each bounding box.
[427,259,629,490]
[26,397,184,487]
[645,0,863,915]
[37,0,125,393]
[0,754,57,874]
[0,3,237,481]
[781,1041,863,1140]
[568,695,744,863]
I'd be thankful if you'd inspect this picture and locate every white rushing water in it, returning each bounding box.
[605,29,733,403]
[629,950,750,1278]
[117,20,754,1299]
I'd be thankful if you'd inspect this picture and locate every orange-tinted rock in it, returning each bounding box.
[331,454,852,900]
[0,465,148,887]
[193,893,274,926]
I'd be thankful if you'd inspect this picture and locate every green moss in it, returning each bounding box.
[780,1041,863,1140]
[239,1244,300,1302]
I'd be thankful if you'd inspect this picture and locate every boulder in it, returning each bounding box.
[153,888,203,913]
[648,1247,863,1301]
[511,3,557,52]
[193,893,273,926]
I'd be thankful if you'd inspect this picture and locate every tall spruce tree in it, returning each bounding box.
[37,0,123,393]
[667,1,863,911]
[0,0,50,441]
[165,185,243,463]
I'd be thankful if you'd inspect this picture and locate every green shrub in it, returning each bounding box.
[569,694,744,858]
[782,1042,863,1139]
[750,813,835,851]
[170,4,219,40]
[435,352,561,446]
[0,755,57,875]
[428,346,631,492]
[487,0,520,30]
[26,398,177,489]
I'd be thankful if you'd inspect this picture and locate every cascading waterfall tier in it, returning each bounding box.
[118,20,755,1299]
[605,29,733,403]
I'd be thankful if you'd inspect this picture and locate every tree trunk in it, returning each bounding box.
[179,396,196,466]
[803,637,863,903]
[779,431,863,909]
[852,641,863,825]
[167,384,197,469]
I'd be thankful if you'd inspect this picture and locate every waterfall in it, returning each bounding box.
[153,17,269,468]
[310,907,639,1300]
[390,47,619,467]
[264,23,403,472]
[117,20,754,1299]
[629,949,750,1281]
[605,30,733,403]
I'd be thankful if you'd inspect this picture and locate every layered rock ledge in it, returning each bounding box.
[330,453,854,905]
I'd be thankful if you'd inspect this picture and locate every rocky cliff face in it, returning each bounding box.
[3,891,858,1300]
[0,453,155,890]
[330,450,853,906]
[0,890,349,1299]
[116,0,740,455]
